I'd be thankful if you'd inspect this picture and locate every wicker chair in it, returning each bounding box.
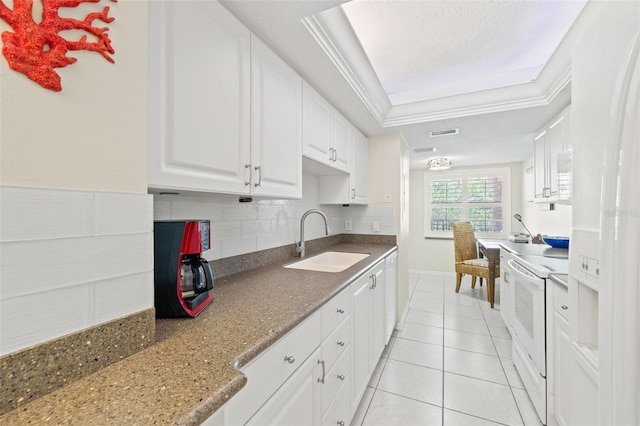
[451,221,500,301]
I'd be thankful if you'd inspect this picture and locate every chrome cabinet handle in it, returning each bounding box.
[254,165,262,187]
[337,341,345,347]
[337,374,345,381]
[333,149,338,162]
[284,355,295,364]
[337,308,345,314]
[337,421,345,426]
[317,360,326,383]
[244,164,251,186]
[562,305,568,310]
[351,188,355,199]
[329,148,335,162]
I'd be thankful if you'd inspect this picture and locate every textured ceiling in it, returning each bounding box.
[220,0,598,169]
[342,0,587,104]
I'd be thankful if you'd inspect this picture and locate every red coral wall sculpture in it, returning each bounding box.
[0,0,117,92]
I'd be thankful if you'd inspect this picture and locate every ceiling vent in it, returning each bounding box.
[414,147,436,154]
[429,128,459,137]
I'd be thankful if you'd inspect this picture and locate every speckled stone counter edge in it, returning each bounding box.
[0,308,155,415]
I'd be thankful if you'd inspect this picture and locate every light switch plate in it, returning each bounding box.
[372,220,380,232]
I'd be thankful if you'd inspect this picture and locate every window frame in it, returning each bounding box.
[424,167,511,239]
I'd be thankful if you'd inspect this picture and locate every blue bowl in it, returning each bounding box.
[542,236,570,249]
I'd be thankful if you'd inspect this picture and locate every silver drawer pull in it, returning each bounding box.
[337,308,345,314]
[561,305,569,310]
[284,355,295,364]
[337,341,345,347]
[337,421,345,426]
[337,374,345,381]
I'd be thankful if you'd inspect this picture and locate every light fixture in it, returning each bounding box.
[426,157,452,170]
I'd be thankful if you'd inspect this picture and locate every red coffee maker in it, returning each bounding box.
[153,220,214,317]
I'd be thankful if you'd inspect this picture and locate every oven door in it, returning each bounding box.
[508,258,547,424]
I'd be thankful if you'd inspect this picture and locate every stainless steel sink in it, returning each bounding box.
[284,251,370,273]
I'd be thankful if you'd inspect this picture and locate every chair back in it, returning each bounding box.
[451,221,479,262]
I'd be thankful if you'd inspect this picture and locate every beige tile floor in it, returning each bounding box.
[351,272,544,426]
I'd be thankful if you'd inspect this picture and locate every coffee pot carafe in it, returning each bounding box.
[153,220,214,318]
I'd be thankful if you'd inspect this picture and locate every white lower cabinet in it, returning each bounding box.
[351,260,386,412]
[548,282,571,426]
[384,251,397,344]
[223,313,322,425]
[217,251,396,425]
[247,347,322,426]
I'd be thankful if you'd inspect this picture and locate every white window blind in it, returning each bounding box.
[424,167,511,239]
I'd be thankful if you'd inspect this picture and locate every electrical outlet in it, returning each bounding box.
[345,220,352,231]
[372,220,380,232]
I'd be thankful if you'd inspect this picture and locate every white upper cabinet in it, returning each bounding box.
[533,105,571,204]
[148,1,251,195]
[148,1,302,199]
[318,124,368,205]
[350,127,368,204]
[250,34,303,198]
[303,82,351,174]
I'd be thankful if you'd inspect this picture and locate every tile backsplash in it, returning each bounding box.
[0,186,154,356]
[154,173,395,260]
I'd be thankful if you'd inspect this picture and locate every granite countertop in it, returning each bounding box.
[0,242,396,425]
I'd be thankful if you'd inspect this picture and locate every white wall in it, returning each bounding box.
[0,2,152,356]
[154,173,396,261]
[368,134,411,326]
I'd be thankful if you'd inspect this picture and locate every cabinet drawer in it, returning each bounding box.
[553,282,570,321]
[321,344,351,414]
[225,312,321,425]
[321,364,351,426]
[321,287,350,340]
[321,316,351,371]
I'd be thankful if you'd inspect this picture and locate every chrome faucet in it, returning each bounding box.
[296,209,330,257]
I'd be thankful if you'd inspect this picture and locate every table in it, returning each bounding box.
[476,239,503,309]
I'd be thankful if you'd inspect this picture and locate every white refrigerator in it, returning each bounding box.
[571,2,640,425]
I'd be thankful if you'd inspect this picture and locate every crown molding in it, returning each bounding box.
[303,7,574,128]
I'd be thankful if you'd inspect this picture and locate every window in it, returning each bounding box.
[424,167,511,239]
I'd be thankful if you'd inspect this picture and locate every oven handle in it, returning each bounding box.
[507,259,543,287]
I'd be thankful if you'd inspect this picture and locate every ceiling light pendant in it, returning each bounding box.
[426,157,452,170]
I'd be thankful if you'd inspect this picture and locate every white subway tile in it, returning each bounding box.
[92,272,154,324]
[1,234,152,300]
[0,285,91,356]
[220,237,257,258]
[0,186,92,242]
[94,192,153,235]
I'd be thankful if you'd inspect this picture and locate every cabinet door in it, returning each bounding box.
[303,82,334,165]
[247,347,322,426]
[148,1,251,194]
[546,116,565,200]
[351,275,371,411]
[351,128,368,204]
[371,262,386,366]
[332,112,352,173]
[554,311,572,426]
[250,35,303,198]
[384,252,397,344]
[533,131,548,200]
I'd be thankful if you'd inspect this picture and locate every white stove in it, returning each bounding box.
[499,243,568,425]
